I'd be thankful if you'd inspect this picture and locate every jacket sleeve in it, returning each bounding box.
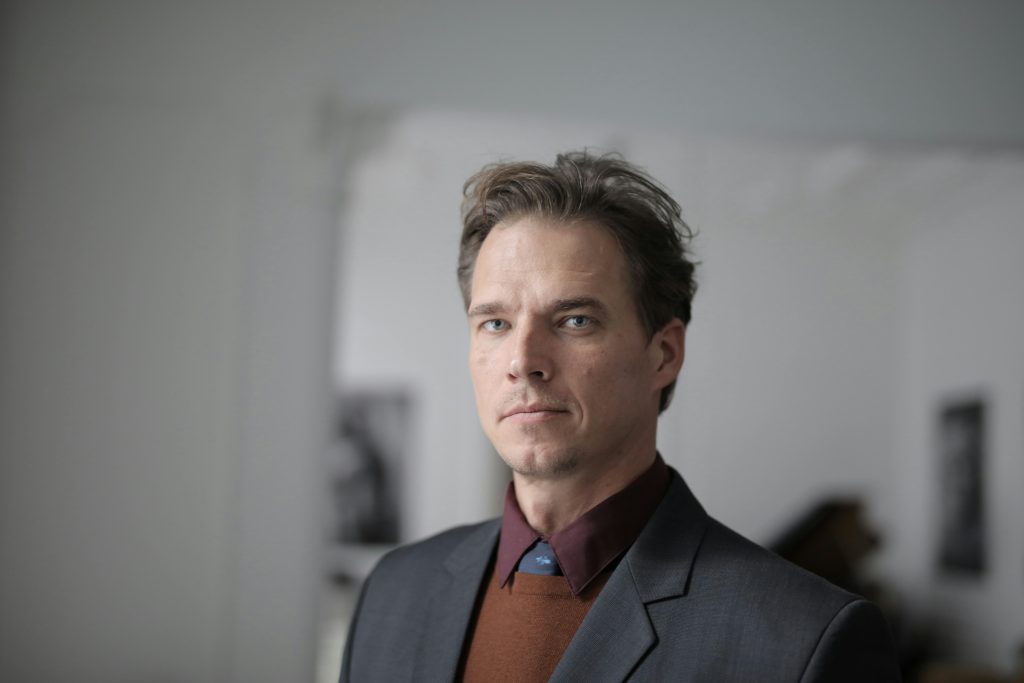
[799,598,901,682]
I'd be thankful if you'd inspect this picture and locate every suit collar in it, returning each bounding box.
[625,469,709,604]
[549,469,709,682]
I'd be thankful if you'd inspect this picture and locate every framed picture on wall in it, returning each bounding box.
[330,388,411,546]
[936,397,986,576]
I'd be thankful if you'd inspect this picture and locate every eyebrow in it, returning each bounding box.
[467,302,505,318]
[552,297,608,316]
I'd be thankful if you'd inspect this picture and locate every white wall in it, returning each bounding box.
[0,90,337,683]
[0,99,244,683]
[1,4,341,682]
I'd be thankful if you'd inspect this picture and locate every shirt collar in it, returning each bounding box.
[496,453,670,595]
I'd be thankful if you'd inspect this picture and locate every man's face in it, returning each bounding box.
[467,216,681,482]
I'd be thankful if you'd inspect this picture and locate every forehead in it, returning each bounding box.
[469,216,633,304]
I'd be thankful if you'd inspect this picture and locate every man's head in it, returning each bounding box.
[458,151,697,412]
[459,152,696,483]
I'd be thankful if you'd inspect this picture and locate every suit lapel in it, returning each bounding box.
[549,471,710,682]
[413,519,500,682]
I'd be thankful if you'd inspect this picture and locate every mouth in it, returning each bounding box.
[502,405,570,424]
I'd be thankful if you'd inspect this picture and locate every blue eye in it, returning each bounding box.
[564,315,592,329]
[482,319,508,332]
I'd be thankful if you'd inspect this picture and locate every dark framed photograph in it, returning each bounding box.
[330,389,411,545]
[936,397,986,575]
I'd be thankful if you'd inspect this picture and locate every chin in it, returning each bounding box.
[499,444,581,480]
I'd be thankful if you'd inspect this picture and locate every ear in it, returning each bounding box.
[649,318,685,392]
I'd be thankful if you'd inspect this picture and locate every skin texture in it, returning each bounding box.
[467,216,685,534]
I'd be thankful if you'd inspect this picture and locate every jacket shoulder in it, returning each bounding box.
[664,517,899,679]
[340,519,499,682]
[698,517,858,609]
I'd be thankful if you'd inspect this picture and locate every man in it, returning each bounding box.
[340,152,900,682]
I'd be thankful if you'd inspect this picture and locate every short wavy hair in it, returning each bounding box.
[458,150,697,412]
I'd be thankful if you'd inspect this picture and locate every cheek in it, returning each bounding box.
[469,350,501,400]
[469,338,491,369]
[574,357,625,395]
[577,348,650,395]
[471,348,502,377]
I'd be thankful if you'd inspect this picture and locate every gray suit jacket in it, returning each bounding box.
[341,471,901,682]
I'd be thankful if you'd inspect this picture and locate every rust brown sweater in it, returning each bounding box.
[458,563,612,682]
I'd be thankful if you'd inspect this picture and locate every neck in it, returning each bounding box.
[512,447,658,536]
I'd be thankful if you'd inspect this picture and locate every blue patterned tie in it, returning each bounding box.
[517,540,562,576]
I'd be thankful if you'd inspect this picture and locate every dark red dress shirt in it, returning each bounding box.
[496,453,670,595]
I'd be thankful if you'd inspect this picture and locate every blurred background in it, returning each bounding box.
[2,2,1023,682]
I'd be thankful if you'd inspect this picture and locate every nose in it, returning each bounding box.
[508,323,552,381]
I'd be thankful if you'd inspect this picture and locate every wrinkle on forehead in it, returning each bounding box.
[478,218,621,277]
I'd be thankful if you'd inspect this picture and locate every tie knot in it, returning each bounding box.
[517,540,562,576]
